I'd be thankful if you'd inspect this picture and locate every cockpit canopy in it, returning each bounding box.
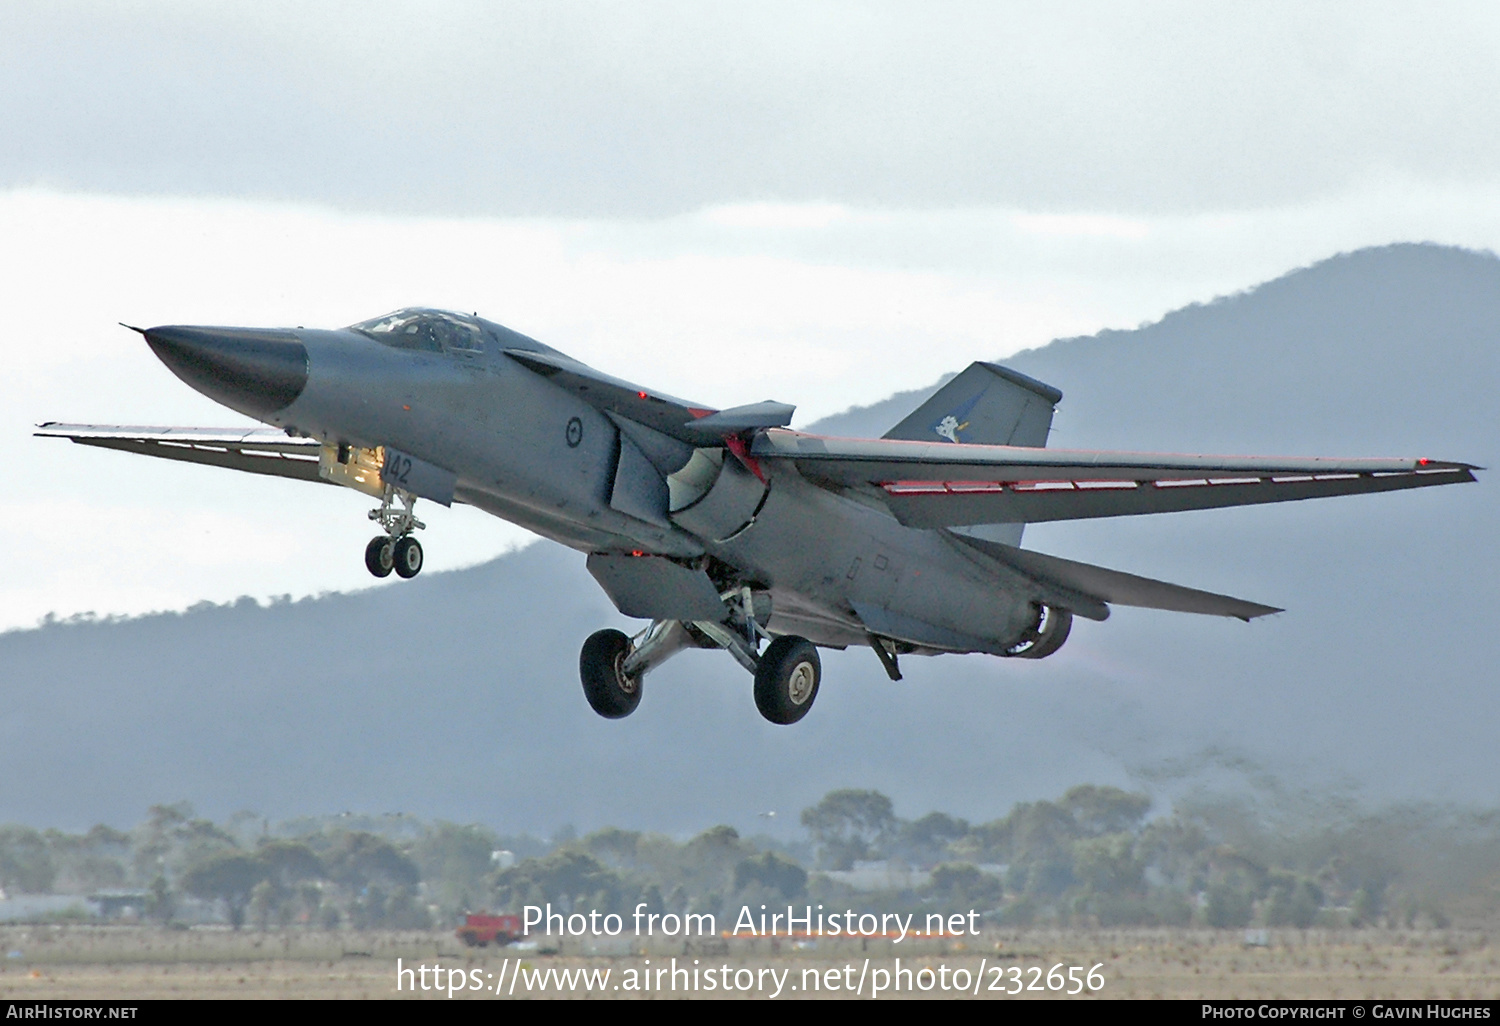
[349,309,486,354]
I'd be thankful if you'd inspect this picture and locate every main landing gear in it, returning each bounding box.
[363,485,425,580]
[752,636,821,725]
[579,628,642,719]
[578,589,823,726]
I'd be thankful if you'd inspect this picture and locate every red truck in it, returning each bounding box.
[456,913,524,947]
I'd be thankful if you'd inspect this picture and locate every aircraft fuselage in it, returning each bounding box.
[51,305,1473,723]
[204,320,1043,656]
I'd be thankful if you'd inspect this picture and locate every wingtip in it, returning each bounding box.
[1418,457,1483,473]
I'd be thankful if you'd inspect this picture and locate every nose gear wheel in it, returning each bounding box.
[363,484,427,579]
[364,536,394,578]
[393,536,424,578]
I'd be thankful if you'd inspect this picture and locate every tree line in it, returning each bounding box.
[3,785,1496,930]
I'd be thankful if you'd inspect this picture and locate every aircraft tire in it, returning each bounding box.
[393,536,424,579]
[579,629,642,719]
[754,636,820,725]
[364,536,394,578]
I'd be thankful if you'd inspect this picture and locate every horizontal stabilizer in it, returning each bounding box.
[954,533,1281,621]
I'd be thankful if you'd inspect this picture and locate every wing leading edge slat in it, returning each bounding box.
[886,467,1476,526]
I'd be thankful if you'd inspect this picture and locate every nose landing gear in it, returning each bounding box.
[364,536,395,578]
[364,485,425,579]
[392,535,424,578]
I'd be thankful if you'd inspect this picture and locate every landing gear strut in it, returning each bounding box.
[577,620,693,720]
[576,586,823,725]
[364,485,425,579]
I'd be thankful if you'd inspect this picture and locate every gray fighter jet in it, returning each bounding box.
[38,309,1478,724]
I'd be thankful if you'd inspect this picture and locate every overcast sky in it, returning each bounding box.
[7,1,1500,216]
[8,1,1500,629]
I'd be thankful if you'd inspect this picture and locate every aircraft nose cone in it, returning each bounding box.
[144,326,308,419]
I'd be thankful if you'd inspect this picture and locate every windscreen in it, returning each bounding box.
[349,309,485,354]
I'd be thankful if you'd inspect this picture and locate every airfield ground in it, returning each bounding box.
[1,927,1497,1000]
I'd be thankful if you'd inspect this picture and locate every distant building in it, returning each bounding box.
[822,861,933,892]
[89,890,152,920]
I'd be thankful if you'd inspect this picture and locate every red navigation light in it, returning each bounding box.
[637,391,648,399]
[631,550,644,557]
[1419,458,1430,466]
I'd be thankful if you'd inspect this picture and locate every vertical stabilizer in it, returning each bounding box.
[883,362,1062,546]
[882,361,1062,448]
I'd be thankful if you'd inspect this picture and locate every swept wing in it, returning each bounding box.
[752,430,1477,527]
[35,423,324,482]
